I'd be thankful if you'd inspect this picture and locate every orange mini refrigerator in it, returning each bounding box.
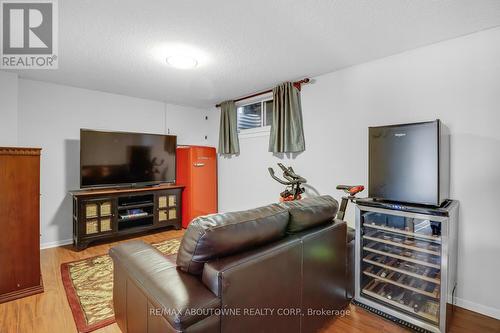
[176,146,218,228]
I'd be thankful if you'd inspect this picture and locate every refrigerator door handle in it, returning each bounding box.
[193,162,205,167]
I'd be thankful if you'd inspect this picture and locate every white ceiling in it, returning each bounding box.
[11,0,500,108]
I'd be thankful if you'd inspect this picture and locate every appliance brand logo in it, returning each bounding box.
[394,133,406,137]
[1,0,58,69]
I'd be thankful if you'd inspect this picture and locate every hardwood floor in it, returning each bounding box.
[0,229,184,333]
[0,229,498,333]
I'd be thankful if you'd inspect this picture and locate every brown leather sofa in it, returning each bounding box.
[110,195,350,333]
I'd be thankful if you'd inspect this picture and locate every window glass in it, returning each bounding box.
[237,102,262,131]
[264,100,273,127]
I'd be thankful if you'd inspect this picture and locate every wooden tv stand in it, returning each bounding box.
[71,184,183,250]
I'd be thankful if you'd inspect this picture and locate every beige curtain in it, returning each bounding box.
[269,82,305,153]
[218,100,240,155]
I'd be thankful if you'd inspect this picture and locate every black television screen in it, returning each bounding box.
[80,129,177,188]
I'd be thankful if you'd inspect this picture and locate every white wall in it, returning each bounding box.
[16,79,211,248]
[166,103,215,145]
[217,27,500,318]
[0,71,19,146]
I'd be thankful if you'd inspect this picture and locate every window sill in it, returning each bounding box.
[238,127,271,139]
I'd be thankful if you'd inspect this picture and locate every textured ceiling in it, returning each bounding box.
[10,0,500,107]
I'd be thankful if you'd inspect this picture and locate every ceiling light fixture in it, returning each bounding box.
[166,55,198,69]
[152,43,208,69]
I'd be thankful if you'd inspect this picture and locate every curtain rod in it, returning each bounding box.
[215,78,310,108]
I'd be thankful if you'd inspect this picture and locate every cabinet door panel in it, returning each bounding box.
[156,190,180,224]
[80,198,116,237]
[0,154,40,295]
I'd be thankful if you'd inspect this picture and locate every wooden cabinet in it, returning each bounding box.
[71,185,183,250]
[0,147,43,303]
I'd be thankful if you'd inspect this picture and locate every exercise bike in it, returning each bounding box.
[268,163,364,219]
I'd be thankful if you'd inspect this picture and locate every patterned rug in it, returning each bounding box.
[61,238,181,333]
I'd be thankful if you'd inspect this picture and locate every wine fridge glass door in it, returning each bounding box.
[359,209,442,326]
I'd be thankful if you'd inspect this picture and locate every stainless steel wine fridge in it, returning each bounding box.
[354,200,459,333]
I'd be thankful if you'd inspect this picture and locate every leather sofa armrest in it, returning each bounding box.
[109,241,220,332]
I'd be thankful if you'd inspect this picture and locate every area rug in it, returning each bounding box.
[61,238,181,333]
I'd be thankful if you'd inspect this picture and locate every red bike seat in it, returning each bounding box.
[336,185,365,196]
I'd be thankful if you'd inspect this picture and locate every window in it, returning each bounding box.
[237,99,273,134]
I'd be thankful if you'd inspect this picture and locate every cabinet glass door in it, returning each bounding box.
[157,193,178,222]
[360,210,442,325]
[83,199,114,235]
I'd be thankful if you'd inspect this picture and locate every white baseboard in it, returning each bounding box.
[40,238,73,250]
[455,297,500,320]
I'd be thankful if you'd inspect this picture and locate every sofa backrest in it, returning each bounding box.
[279,195,339,233]
[176,203,289,275]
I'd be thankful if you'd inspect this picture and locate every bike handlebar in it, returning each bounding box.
[268,167,293,185]
[268,167,307,185]
[276,163,307,183]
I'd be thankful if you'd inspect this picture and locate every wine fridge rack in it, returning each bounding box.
[355,201,459,333]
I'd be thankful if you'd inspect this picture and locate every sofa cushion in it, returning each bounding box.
[176,203,289,275]
[279,195,339,233]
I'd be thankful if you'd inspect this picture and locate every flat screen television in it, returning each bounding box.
[80,129,177,188]
[368,120,450,206]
